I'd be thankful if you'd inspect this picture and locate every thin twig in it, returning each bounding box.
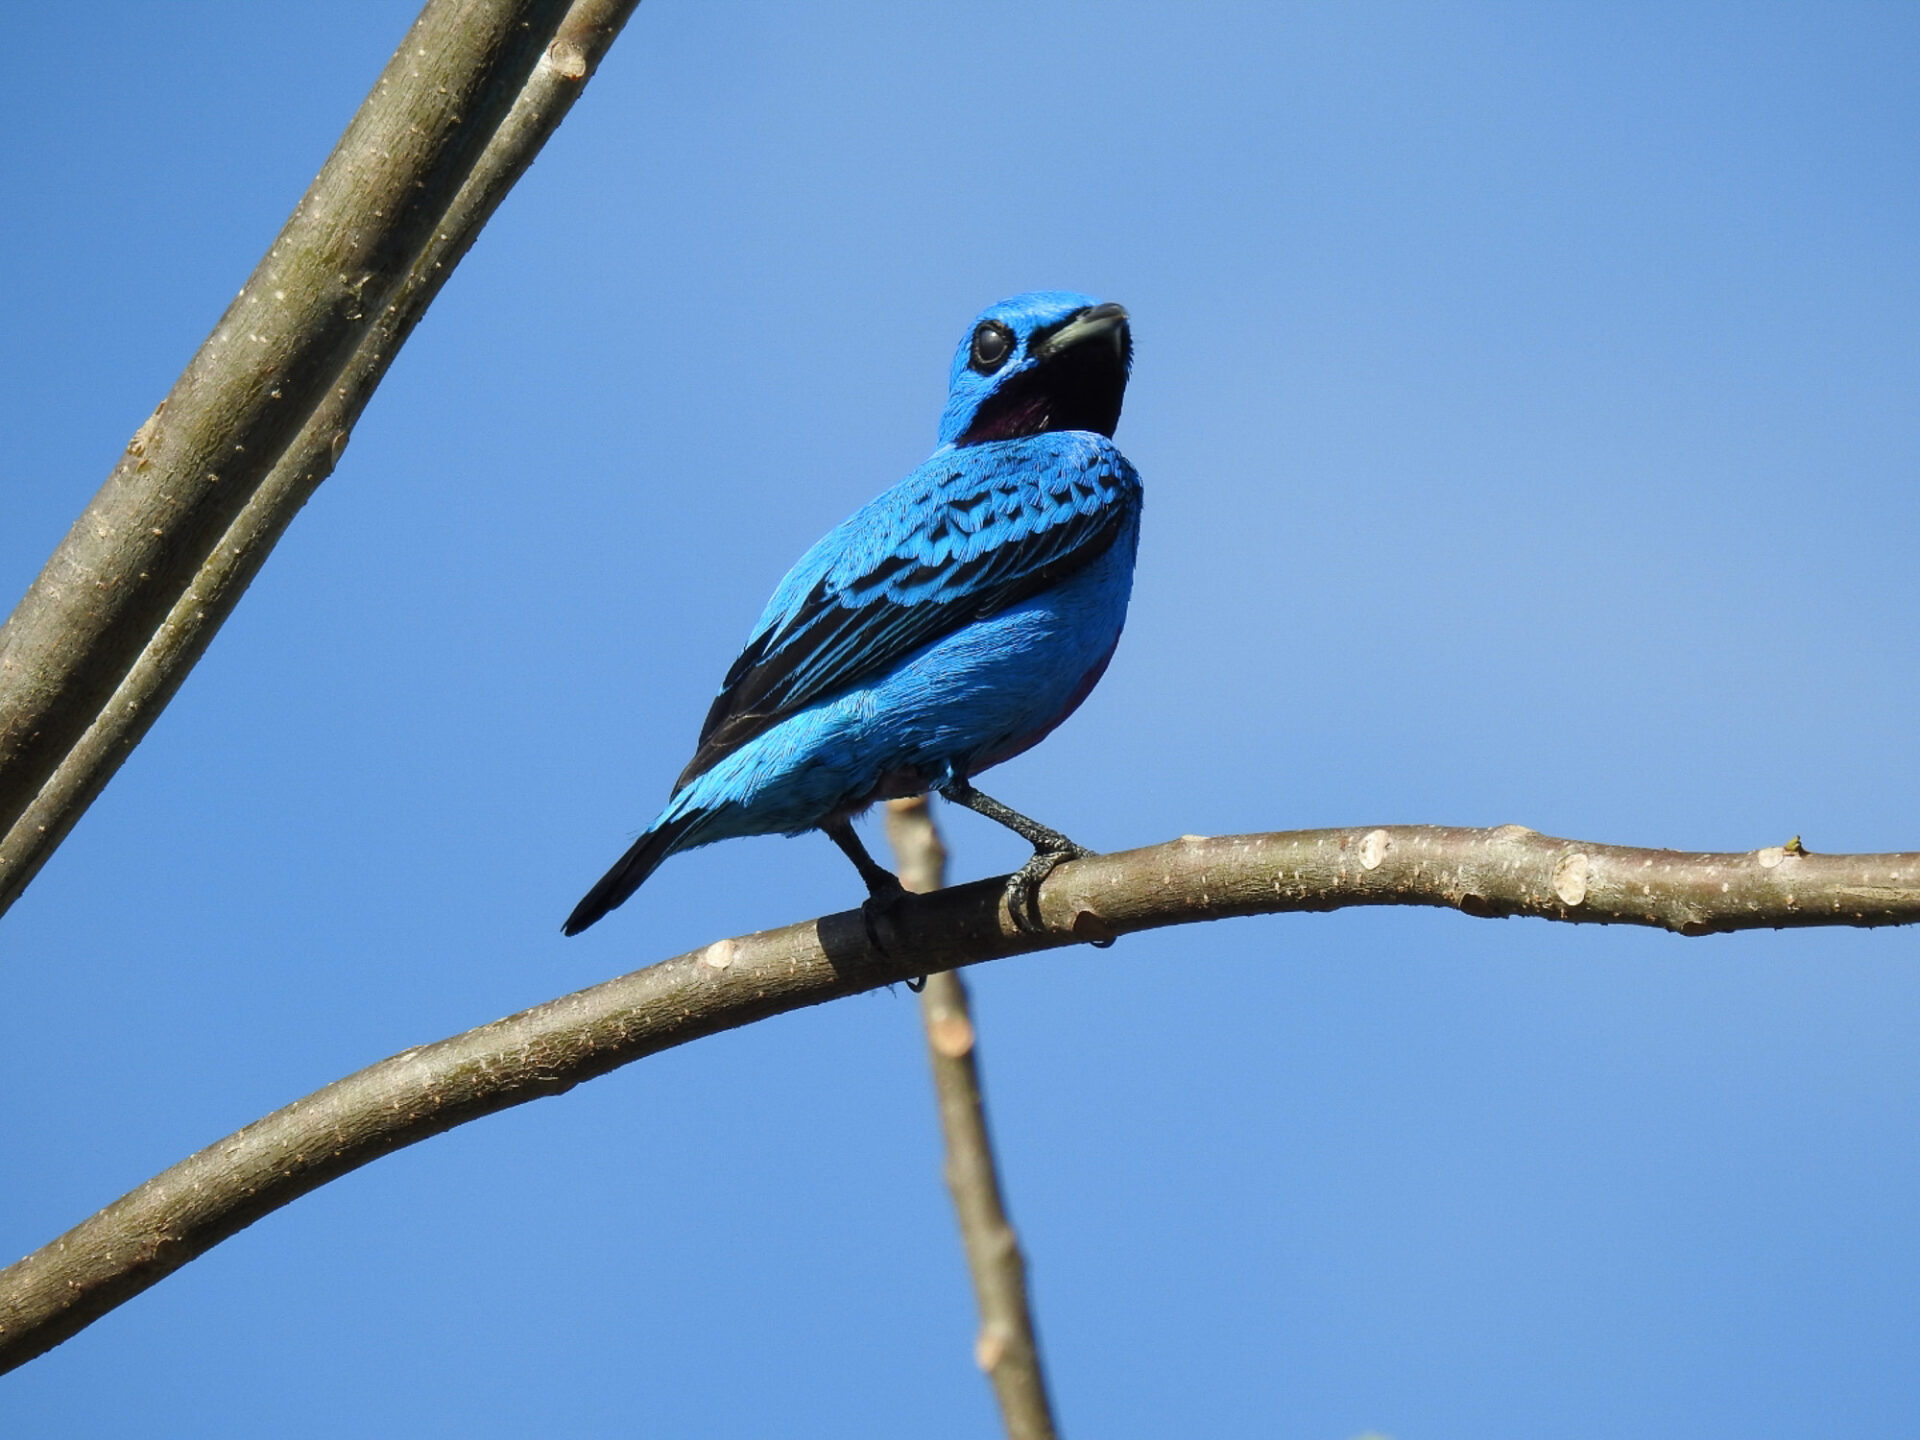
[3,822,1917,1370]
[0,0,642,917]
[888,796,1060,1440]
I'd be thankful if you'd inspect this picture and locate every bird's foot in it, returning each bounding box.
[824,815,915,967]
[858,883,929,989]
[858,874,909,956]
[1005,842,1094,938]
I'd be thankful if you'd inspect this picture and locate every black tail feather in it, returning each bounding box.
[563,811,702,936]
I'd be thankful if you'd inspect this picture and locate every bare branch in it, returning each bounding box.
[888,797,1061,1440]
[0,0,641,918]
[4,823,1917,1371]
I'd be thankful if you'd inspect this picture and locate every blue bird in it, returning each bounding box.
[564,291,1140,937]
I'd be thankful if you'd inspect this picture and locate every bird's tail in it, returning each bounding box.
[563,810,704,936]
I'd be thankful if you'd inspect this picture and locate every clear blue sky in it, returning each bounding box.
[3,3,1917,1435]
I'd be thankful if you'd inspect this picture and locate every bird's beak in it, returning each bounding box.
[1031,302,1131,362]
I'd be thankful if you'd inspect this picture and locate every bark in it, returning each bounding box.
[2,823,1915,1372]
[0,0,641,917]
[888,797,1061,1440]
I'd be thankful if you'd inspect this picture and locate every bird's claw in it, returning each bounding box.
[859,881,907,957]
[1004,843,1093,937]
[859,883,930,988]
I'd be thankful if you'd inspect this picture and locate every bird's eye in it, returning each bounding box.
[969,321,1015,373]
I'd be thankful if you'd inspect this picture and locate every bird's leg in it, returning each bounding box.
[822,816,909,958]
[937,778,1094,936]
[823,815,906,898]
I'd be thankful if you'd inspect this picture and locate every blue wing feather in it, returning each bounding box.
[675,433,1138,792]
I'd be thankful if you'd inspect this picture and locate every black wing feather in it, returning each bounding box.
[673,502,1126,792]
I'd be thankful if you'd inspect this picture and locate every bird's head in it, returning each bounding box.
[937,291,1132,448]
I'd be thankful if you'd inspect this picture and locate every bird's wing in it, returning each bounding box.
[674,441,1136,792]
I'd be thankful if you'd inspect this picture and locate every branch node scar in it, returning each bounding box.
[1359,829,1390,870]
[1551,852,1590,907]
[974,1326,1009,1373]
[928,1013,974,1058]
[545,39,589,79]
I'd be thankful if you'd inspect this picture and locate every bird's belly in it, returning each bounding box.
[857,535,1133,787]
[678,535,1135,839]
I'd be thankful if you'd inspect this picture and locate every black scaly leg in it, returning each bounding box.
[938,777,1094,936]
[823,816,904,900]
[822,817,915,970]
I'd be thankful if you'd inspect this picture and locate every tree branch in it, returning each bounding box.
[887,797,1061,1440]
[0,0,641,918]
[4,822,1917,1371]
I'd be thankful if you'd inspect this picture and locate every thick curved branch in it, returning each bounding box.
[4,823,1917,1371]
[0,0,641,917]
[888,797,1061,1440]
